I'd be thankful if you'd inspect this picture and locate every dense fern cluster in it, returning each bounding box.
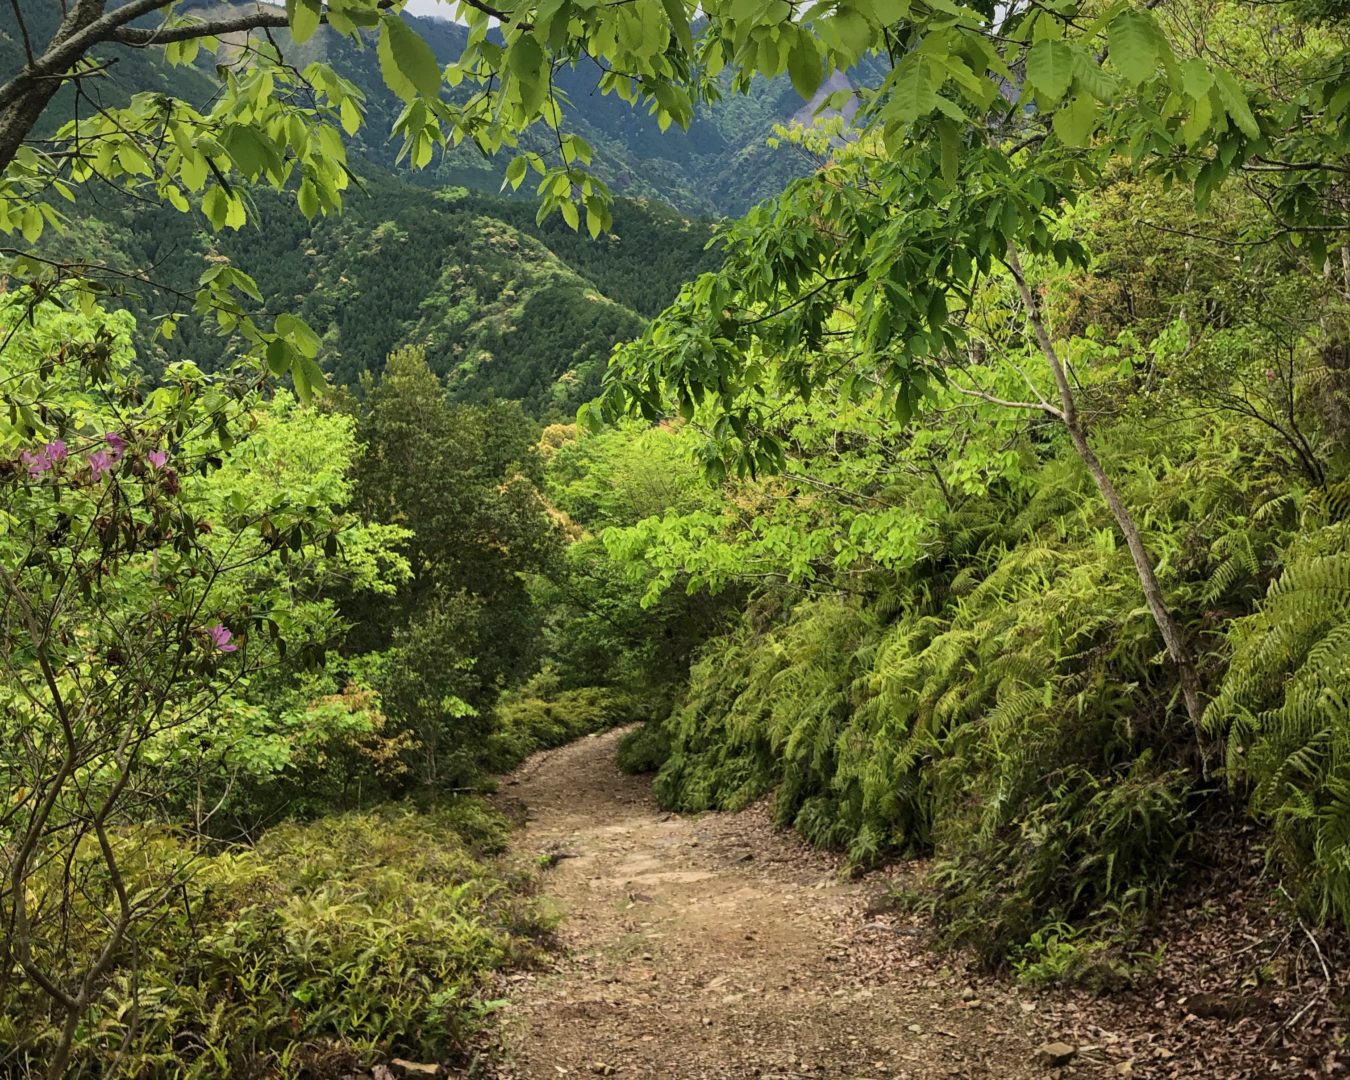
[1209,517,1350,925]
[612,271,1350,964]
[651,442,1206,959]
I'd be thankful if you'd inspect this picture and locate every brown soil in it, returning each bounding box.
[486,728,1048,1080]
[477,729,1346,1080]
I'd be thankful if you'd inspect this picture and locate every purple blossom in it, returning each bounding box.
[88,450,113,481]
[20,449,50,477]
[19,440,68,478]
[146,449,168,470]
[104,432,127,464]
[207,624,238,653]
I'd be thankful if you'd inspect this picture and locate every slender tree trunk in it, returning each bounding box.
[1004,243,1205,727]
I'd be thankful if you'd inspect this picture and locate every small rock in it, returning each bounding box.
[1114,1062,1135,1077]
[389,1061,441,1078]
[960,986,976,1002]
[589,1064,615,1076]
[1034,1042,1077,1068]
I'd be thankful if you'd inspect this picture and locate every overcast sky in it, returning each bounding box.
[404,0,456,19]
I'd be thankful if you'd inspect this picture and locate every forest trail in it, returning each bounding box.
[489,728,1049,1080]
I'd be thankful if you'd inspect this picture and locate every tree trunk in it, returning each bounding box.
[1004,243,1205,727]
[0,0,107,174]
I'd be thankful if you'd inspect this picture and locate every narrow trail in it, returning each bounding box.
[488,728,1051,1080]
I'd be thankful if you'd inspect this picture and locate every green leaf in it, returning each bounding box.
[1026,40,1076,105]
[380,17,441,101]
[660,0,693,53]
[788,35,823,100]
[509,34,544,79]
[1180,57,1213,100]
[277,313,322,358]
[266,337,292,377]
[889,54,938,124]
[937,117,959,186]
[1052,92,1097,147]
[1107,10,1160,86]
[1213,68,1260,139]
[292,355,325,403]
[871,0,910,24]
[509,35,547,113]
[288,0,322,44]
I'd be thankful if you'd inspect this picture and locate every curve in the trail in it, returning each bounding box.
[488,727,1048,1080]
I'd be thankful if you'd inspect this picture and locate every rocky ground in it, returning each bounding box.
[393,727,1345,1080]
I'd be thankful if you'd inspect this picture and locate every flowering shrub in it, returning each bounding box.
[0,290,405,1073]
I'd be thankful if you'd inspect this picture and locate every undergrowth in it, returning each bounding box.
[646,408,1348,972]
[0,801,550,1077]
[483,679,649,773]
[616,722,670,774]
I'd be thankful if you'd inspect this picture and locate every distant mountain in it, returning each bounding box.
[2,1,879,217]
[56,175,719,417]
[2,2,875,414]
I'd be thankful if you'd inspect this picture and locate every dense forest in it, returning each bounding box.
[60,177,719,415]
[3,0,1350,1077]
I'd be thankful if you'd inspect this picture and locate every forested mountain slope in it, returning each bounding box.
[1,0,865,217]
[63,176,717,415]
[2,1,735,414]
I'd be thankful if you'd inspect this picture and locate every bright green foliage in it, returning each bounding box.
[1208,517,1350,927]
[534,422,741,694]
[484,678,649,772]
[0,801,548,1074]
[0,293,413,1069]
[600,154,1349,961]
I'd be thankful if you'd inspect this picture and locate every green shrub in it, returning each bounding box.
[0,802,548,1077]
[1208,517,1350,926]
[647,427,1244,966]
[616,722,671,774]
[483,684,647,772]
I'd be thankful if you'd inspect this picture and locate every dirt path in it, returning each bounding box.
[487,728,1055,1080]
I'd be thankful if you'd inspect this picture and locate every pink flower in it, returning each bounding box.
[207,624,238,653]
[19,440,67,478]
[88,450,113,481]
[104,433,127,464]
[20,449,50,477]
[147,449,168,469]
